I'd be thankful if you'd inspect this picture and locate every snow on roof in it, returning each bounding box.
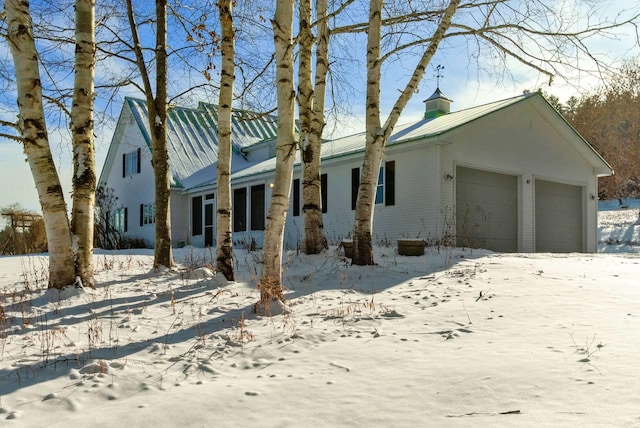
[126,98,279,187]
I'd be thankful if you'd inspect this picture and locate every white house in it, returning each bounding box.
[98,97,279,247]
[99,90,612,253]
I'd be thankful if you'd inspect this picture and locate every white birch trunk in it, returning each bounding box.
[352,0,383,266]
[215,0,235,281]
[352,0,460,265]
[71,0,96,288]
[300,0,329,254]
[259,0,296,306]
[6,0,76,289]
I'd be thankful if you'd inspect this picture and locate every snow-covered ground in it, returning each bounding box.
[598,198,640,252]
[0,203,639,427]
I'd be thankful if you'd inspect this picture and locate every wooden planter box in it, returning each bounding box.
[341,240,353,258]
[397,239,426,256]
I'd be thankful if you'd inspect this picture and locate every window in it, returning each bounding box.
[110,207,128,232]
[192,196,203,236]
[292,178,300,217]
[122,148,141,177]
[321,173,328,213]
[250,184,265,231]
[375,167,384,204]
[351,161,395,209]
[376,161,395,206]
[293,175,327,215]
[233,188,247,232]
[140,203,155,226]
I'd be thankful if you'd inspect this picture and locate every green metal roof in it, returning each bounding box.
[126,98,279,188]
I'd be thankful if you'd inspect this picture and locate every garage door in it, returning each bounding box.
[535,180,583,252]
[456,166,518,252]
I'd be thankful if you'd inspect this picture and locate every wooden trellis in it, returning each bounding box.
[1,210,43,254]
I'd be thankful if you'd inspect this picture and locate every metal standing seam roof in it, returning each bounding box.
[225,94,533,182]
[125,98,279,188]
[224,92,611,183]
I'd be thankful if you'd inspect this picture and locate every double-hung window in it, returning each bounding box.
[110,207,128,232]
[351,161,395,209]
[140,203,155,226]
[122,148,141,177]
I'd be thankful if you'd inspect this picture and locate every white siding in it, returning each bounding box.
[102,107,156,246]
[281,143,441,249]
[371,144,440,244]
[171,192,189,247]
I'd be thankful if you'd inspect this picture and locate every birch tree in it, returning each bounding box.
[125,0,173,269]
[352,0,459,265]
[4,0,76,288]
[215,0,235,281]
[297,0,330,254]
[258,0,296,311]
[351,0,640,265]
[3,0,97,289]
[71,0,97,288]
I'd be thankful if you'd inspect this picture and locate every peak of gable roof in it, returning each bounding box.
[123,97,279,186]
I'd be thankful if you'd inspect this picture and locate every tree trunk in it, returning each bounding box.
[352,0,460,265]
[126,0,173,269]
[151,0,173,269]
[215,0,235,281]
[259,0,296,306]
[352,0,383,266]
[300,0,329,255]
[6,0,76,289]
[71,0,96,288]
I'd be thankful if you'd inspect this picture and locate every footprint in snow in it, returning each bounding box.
[380,309,404,318]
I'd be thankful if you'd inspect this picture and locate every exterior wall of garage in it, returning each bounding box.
[439,100,600,252]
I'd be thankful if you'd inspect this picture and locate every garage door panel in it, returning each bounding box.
[456,167,518,252]
[535,180,582,252]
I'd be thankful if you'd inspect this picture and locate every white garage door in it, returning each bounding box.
[456,166,518,252]
[535,179,583,252]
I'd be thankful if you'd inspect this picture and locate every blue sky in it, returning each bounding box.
[0,0,638,221]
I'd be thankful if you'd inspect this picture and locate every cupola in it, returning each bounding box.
[423,87,452,119]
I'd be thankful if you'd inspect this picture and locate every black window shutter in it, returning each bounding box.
[293,178,300,217]
[321,174,328,213]
[351,168,360,210]
[140,204,144,226]
[385,161,395,206]
[124,207,128,232]
[192,196,203,236]
[122,153,126,177]
[137,148,141,174]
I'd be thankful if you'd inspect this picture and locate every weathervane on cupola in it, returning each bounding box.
[424,64,452,120]
[435,64,444,88]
